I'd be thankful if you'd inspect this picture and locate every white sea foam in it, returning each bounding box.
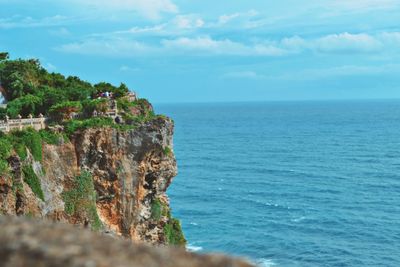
[254,258,277,267]
[189,222,198,226]
[187,244,203,252]
[291,216,306,223]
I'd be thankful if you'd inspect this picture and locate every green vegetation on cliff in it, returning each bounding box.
[0,53,182,245]
[0,52,159,172]
[0,52,128,118]
[0,127,68,175]
[0,53,158,133]
[164,218,186,246]
[22,165,44,201]
[62,171,102,231]
[150,198,186,246]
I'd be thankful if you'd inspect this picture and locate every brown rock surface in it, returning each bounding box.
[0,216,254,267]
[0,116,182,245]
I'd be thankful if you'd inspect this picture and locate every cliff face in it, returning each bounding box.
[0,116,184,245]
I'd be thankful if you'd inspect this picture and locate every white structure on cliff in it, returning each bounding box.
[0,114,46,133]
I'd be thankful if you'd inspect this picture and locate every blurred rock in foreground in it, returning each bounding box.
[0,216,254,267]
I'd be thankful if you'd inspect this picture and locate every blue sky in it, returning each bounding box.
[1,0,400,103]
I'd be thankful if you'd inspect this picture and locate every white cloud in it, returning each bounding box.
[272,64,400,81]
[57,32,400,57]
[120,65,140,72]
[218,14,240,25]
[279,32,400,54]
[328,0,399,10]
[114,24,167,34]
[222,71,265,79]
[218,10,258,25]
[174,15,204,29]
[49,27,71,37]
[162,36,241,53]
[379,32,400,47]
[162,36,286,56]
[0,15,69,29]
[56,38,152,57]
[68,0,178,19]
[314,32,382,53]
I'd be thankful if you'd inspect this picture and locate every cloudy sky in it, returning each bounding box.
[0,0,399,102]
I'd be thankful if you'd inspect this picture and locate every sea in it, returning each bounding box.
[155,100,400,267]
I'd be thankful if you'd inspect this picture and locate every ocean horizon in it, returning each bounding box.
[157,100,400,267]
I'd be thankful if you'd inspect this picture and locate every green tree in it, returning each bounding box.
[49,101,82,121]
[37,86,68,114]
[6,94,42,117]
[114,83,129,98]
[0,52,9,61]
[0,59,42,100]
[82,98,109,116]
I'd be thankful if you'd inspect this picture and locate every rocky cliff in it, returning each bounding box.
[0,116,185,246]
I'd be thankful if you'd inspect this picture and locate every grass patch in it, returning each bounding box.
[157,200,186,246]
[64,117,136,137]
[62,171,102,231]
[5,128,43,161]
[0,137,12,174]
[22,165,44,201]
[164,218,186,246]
[39,129,67,145]
[163,147,172,157]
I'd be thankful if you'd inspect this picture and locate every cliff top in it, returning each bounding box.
[0,52,157,125]
[0,52,165,174]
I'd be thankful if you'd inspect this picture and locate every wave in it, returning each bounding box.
[254,258,277,267]
[186,244,203,252]
[291,216,307,223]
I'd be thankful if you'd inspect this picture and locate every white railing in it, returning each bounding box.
[0,115,46,132]
[0,101,120,133]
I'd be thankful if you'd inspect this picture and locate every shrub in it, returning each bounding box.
[64,117,136,136]
[117,97,135,113]
[164,218,186,246]
[0,138,12,174]
[49,101,82,121]
[39,129,64,145]
[82,98,109,116]
[22,165,45,201]
[64,117,114,136]
[0,160,9,174]
[9,128,42,161]
[0,138,12,159]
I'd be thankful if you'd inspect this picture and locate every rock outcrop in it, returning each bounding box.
[0,116,184,245]
[0,216,254,267]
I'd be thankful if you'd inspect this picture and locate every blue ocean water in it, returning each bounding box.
[156,100,400,267]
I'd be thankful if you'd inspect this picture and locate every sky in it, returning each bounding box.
[0,0,400,103]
